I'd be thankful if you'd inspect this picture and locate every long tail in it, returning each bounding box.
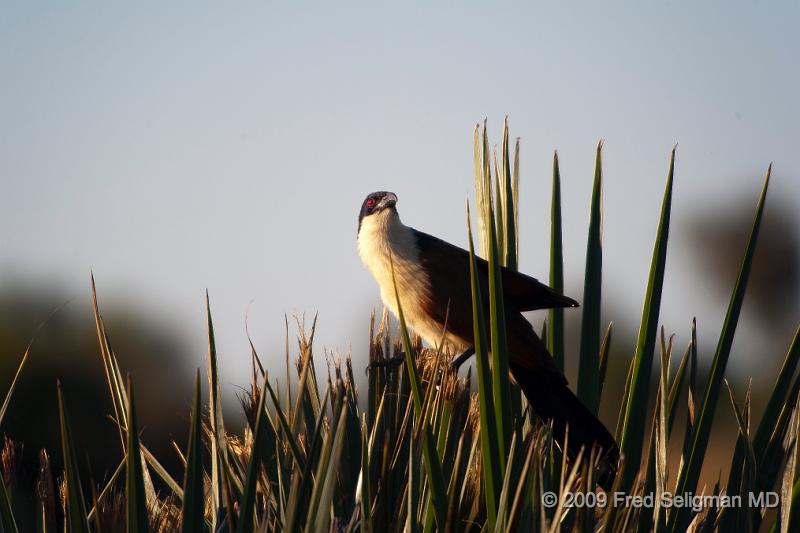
[510,363,619,489]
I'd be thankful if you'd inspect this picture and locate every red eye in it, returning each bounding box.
[367,198,376,208]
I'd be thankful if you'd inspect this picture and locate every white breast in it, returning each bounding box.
[358,209,461,350]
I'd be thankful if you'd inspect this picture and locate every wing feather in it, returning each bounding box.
[415,230,578,312]
[414,229,568,381]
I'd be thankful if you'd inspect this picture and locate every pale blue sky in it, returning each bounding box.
[1,3,798,392]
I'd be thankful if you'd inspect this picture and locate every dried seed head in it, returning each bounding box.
[58,476,67,518]
[0,437,21,484]
[36,449,56,531]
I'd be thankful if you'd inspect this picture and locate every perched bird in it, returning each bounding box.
[357,190,618,487]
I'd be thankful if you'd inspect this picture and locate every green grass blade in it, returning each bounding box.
[0,463,18,533]
[238,372,272,533]
[494,434,518,533]
[720,382,755,532]
[494,150,506,264]
[780,401,800,533]
[598,322,614,398]
[125,377,149,533]
[91,276,128,452]
[263,378,305,471]
[360,416,373,533]
[653,332,672,532]
[614,349,637,443]
[139,449,182,504]
[339,362,362,518]
[754,326,800,457]
[474,123,488,257]
[637,336,688,533]
[0,301,68,430]
[290,324,322,445]
[512,137,520,260]
[577,141,604,414]
[284,386,331,533]
[467,202,502,531]
[92,309,161,517]
[636,400,659,533]
[389,254,448,531]
[205,292,229,529]
[301,394,343,533]
[505,439,536,533]
[667,342,691,434]
[57,382,90,533]
[309,404,349,533]
[681,319,699,461]
[548,151,566,373]
[482,119,493,257]
[784,469,800,532]
[86,458,124,524]
[389,259,423,416]
[668,165,771,532]
[753,341,800,530]
[0,345,32,433]
[182,371,207,533]
[407,433,420,533]
[296,389,345,531]
[482,165,513,461]
[758,377,800,504]
[619,148,674,487]
[502,117,517,271]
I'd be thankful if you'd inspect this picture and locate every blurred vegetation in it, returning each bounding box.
[687,197,799,329]
[0,283,194,528]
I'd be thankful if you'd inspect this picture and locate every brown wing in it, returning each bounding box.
[414,231,479,346]
[499,266,579,311]
[414,230,573,383]
[415,231,578,312]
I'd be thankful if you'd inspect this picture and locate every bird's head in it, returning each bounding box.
[358,191,398,234]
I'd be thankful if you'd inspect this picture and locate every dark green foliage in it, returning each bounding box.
[577,143,604,414]
[182,371,206,533]
[57,383,90,533]
[668,167,771,532]
[125,378,149,533]
[619,148,675,489]
[548,151,566,373]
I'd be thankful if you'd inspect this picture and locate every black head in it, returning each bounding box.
[358,191,398,234]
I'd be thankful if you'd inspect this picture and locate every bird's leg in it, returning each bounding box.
[366,355,405,374]
[451,346,476,370]
[368,344,476,374]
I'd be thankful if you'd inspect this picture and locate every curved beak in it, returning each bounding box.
[377,193,398,210]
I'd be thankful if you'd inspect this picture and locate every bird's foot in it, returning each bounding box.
[366,355,405,375]
[450,346,476,371]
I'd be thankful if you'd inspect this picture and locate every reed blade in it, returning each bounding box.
[182,371,207,533]
[619,148,675,487]
[466,201,502,530]
[389,254,449,531]
[577,142,604,414]
[57,382,90,533]
[125,377,149,533]
[548,151,566,373]
[668,165,771,532]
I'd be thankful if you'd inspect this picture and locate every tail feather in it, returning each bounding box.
[511,363,619,489]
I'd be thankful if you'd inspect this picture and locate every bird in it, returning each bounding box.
[357,190,618,488]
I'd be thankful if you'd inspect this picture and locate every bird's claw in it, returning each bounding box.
[365,355,405,375]
[450,346,476,371]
